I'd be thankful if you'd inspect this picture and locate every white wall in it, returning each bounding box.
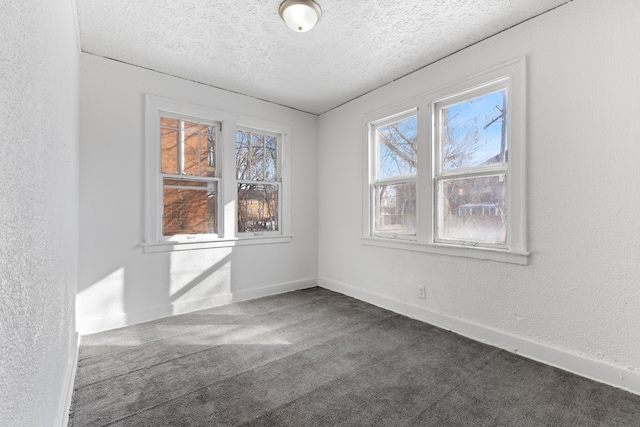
[318,0,640,393]
[78,54,318,333]
[0,0,79,425]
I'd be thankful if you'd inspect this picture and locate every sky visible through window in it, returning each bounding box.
[444,89,507,168]
[377,116,417,178]
[377,90,506,178]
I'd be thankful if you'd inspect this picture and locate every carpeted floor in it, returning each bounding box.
[69,287,640,426]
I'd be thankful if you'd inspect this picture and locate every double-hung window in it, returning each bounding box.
[363,58,527,264]
[434,82,508,247]
[160,117,220,238]
[370,111,417,238]
[145,96,291,251]
[236,128,281,235]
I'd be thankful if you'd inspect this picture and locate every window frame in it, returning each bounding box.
[235,126,283,237]
[368,109,418,240]
[158,114,222,242]
[362,58,529,264]
[144,96,292,253]
[433,80,510,249]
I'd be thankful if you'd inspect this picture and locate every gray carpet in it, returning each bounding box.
[69,287,640,426]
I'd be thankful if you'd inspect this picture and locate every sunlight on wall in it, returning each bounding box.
[77,267,125,321]
[169,249,232,304]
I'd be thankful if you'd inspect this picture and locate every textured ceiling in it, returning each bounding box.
[76,0,570,114]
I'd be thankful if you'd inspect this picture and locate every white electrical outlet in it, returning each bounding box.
[418,286,426,299]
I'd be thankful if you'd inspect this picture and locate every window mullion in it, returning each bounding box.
[372,127,379,183]
[197,123,201,177]
[179,120,185,175]
[370,126,378,236]
[262,134,266,181]
[248,132,253,180]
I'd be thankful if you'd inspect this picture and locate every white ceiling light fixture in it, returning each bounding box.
[279,0,322,33]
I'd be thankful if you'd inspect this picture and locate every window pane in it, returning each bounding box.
[161,117,179,129]
[236,131,250,180]
[183,131,199,175]
[377,116,417,178]
[265,135,277,181]
[237,130,279,182]
[200,126,216,177]
[375,182,416,235]
[161,128,179,174]
[437,175,506,244]
[250,133,265,180]
[442,89,507,170]
[183,120,199,133]
[163,180,217,235]
[237,183,278,232]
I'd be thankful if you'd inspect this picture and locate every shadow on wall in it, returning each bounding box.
[76,248,233,334]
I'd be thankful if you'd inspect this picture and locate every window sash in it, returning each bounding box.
[236,180,281,235]
[235,127,282,236]
[236,128,280,182]
[372,178,417,237]
[161,117,219,178]
[433,80,510,248]
[371,110,418,181]
[433,173,507,248]
[370,110,418,239]
[162,178,219,238]
[160,175,221,242]
[434,82,509,176]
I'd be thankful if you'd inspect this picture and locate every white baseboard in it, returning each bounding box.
[228,278,318,304]
[77,278,318,335]
[58,331,80,427]
[318,276,640,396]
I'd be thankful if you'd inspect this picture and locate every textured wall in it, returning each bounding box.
[0,0,79,425]
[77,54,318,333]
[318,0,640,392]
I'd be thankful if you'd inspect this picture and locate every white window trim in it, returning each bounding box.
[433,79,510,249]
[235,126,284,238]
[144,95,291,253]
[369,108,418,240]
[362,58,529,265]
[157,115,222,244]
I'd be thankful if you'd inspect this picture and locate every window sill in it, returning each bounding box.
[361,236,530,265]
[143,235,292,253]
